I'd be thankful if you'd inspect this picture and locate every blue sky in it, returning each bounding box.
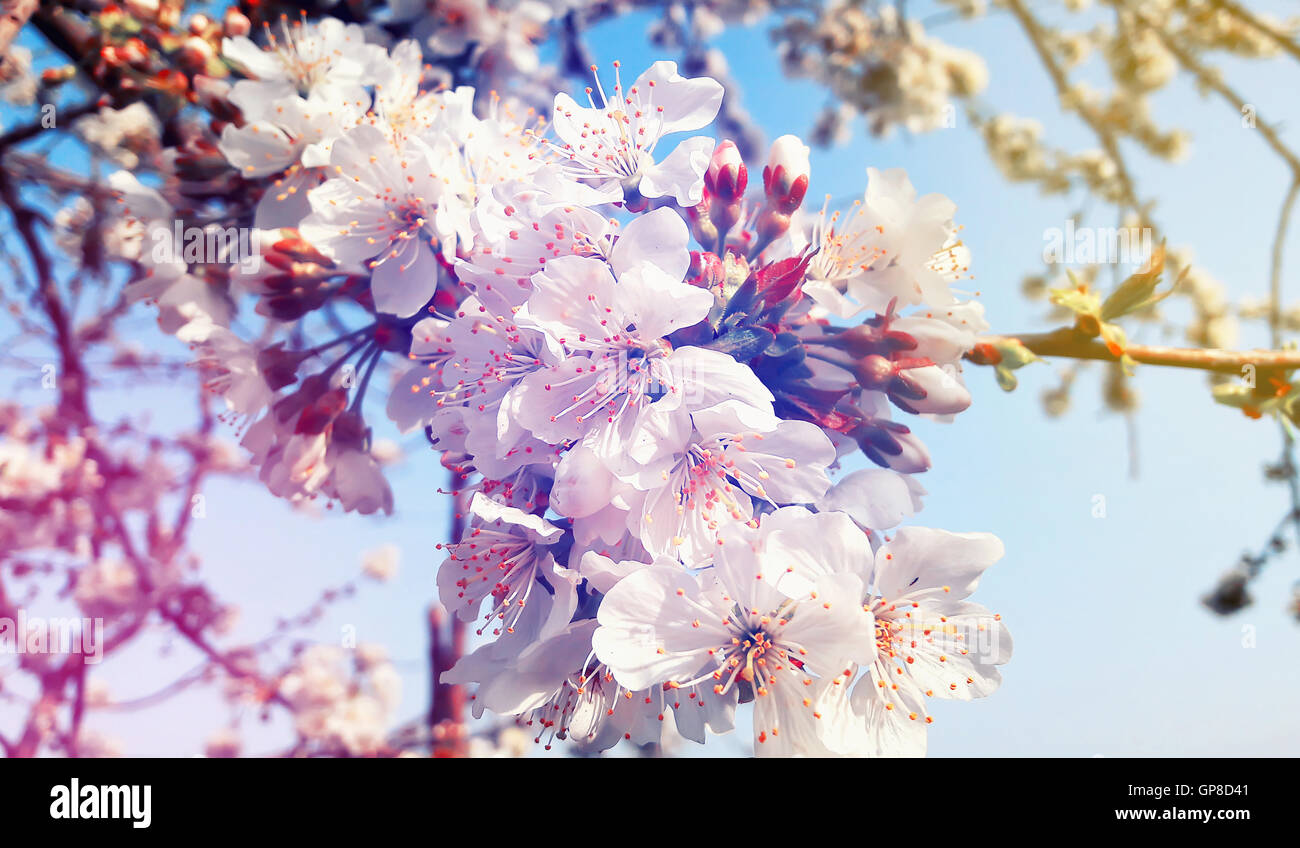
[5,2,1300,756]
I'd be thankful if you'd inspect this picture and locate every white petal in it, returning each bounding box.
[848,671,929,756]
[616,263,714,339]
[218,121,297,178]
[639,135,714,206]
[759,508,875,590]
[820,468,926,530]
[609,206,691,283]
[522,256,621,347]
[669,346,774,412]
[633,62,724,135]
[873,526,1004,602]
[552,443,617,519]
[369,237,438,317]
[593,566,728,691]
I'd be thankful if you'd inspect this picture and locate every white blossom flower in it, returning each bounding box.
[218,90,366,228]
[473,619,660,750]
[280,643,401,755]
[620,400,837,565]
[107,171,234,332]
[362,545,400,581]
[593,509,876,755]
[802,167,967,316]
[369,39,453,141]
[386,303,563,478]
[453,175,615,311]
[319,434,395,516]
[848,527,1011,755]
[544,61,724,206]
[0,46,37,107]
[73,103,161,170]
[299,123,473,316]
[436,492,577,637]
[222,17,386,104]
[188,325,277,432]
[509,210,769,462]
[241,386,394,515]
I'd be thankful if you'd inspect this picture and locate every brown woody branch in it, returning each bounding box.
[980,328,1300,375]
[428,473,468,758]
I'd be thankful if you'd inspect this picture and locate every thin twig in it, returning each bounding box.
[980,329,1300,374]
[1005,0,1145,216]
[1209,0,1300,66]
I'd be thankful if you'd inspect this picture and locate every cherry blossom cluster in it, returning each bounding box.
[279,643,403,756]
[0,395,410,756]
[110,13,563,515]
[97,10,1011,756]
[773,2,988,141]
[0,401,238,625]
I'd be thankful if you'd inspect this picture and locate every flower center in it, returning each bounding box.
[810,197,889,283]
[266,19,337,94]
[443,529,544,636]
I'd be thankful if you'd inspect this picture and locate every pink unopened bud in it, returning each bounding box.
[900,365,972,415]
[705,140,747,205]
[273,232,334,267]
[855,354,898,391]
[686,250,725,292]
[763,134,811,215]
[705,141,746,250]
[878,427,932,474]
[223,8,251,38]
[176,36,217,73]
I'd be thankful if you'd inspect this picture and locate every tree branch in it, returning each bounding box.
[1209,0,1300,66]
[1005,0,1145,215]
[980,328,1300,374]
[428,471,467,758]
[1130,5,1300,177]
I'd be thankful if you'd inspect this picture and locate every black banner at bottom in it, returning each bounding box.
[0,757,1278,834]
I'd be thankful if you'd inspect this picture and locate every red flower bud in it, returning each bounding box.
[295,389,348,435]
[823,322,918,358]
[763,135,811,215]
[704,140,747,205]
[966,341,1003,366]
[687,250,725,292]
[705,141,747,247]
